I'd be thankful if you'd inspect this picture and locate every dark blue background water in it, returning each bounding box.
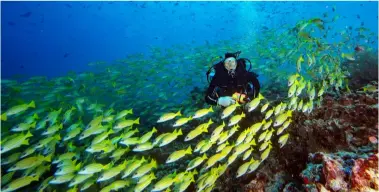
[2,1,378,80]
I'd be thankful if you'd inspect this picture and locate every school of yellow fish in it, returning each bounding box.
[1,10,377,192]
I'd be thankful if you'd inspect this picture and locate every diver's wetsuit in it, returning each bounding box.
[205,59,260,105]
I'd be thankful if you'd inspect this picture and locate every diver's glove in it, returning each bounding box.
[217,96,236,107]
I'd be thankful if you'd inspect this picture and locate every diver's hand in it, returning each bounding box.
[217,96,236,107]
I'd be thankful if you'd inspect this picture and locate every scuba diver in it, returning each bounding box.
[205,51,260,107]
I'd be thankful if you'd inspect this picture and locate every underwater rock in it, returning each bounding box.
[322,155,348,191]
[300,151,379,192]
[351,154,379,192]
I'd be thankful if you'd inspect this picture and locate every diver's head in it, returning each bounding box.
[224,52,238,72]
[224,56,237,71]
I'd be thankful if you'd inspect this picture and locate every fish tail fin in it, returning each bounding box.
[135,117,140,125]
[1,113,7,121]
[152,127,157,133]
[176,110,182,116]
[177,129,183,136]
[45,154,52,162]
[151,159,158,168]
[29,100,36,108]
[33,113,39,119]
[128,109,133,115]
[32,175,40,181]
[209,106,214,112]
[186,146,192,154]
[24,131,32,139]
[75,163,82,170]
[31,122,37,128]
[22,138,30,145]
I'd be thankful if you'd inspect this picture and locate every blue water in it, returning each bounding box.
[2,1,378,80]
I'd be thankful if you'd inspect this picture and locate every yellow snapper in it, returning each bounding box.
[259,140,272,152]
[133,142,154,152]
[288,73,300,86]
[137,172,155,184]
[92,129,114,145]
[187,154,207,171]
[203,153,223,170]
[110,147,130,160]
[119,137,140,146]
[260,102,269,113]
[262,119,273,131]
[184,119,213,141]
[341,52,355,61]
[151,172,178,192]
[134,174,156,192]
[159,129,183,147]
[211,121,225,139]
[228,112,245,126]
[242,147,254,160]
[247,160,261,173]
[246,93,265,112]
[274,102,283,116]
[194,139,208,152]
[249,119,266,135]
[200,140,215,154]
[288,80,298,98]
[295,79,306,97]
[309,87,316,100]
[261,144,273,161]
[157,110,181,123]
[175,172,196,192]
[115,108,133,120]
[97,160,128,182]
[173,116,193,127]
[63,106,76,124]
[279,133,290,148]
[52,152,77,164]
[41,123,63,135]
[1,131,33,154]
[192,106,213,119]
[101,180,131,192]
[121,157,147,178]
[1,100,35,121]
[235,129,250,146]
[227,151,239,165]
[63,126,82,141]
[236,158,255,178]
[49,173,75,184]
[2,172,15,186]
[264,129,275,142]
[86,115,103,129]
[114,117,140,130]
[11,122,36,132]
[68,174,93,187]
[8,154,52,172]
[274,111,293,127]
[265,109,274,120]
[297,55,304,72]
[277,119,292,135]
[1,175,38,192]
[166,146,192,163]
[139,127,158,143]
[132,159,158,178]
[78,162,111,174]
[1,152,21,165]
[221,102,240,119]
